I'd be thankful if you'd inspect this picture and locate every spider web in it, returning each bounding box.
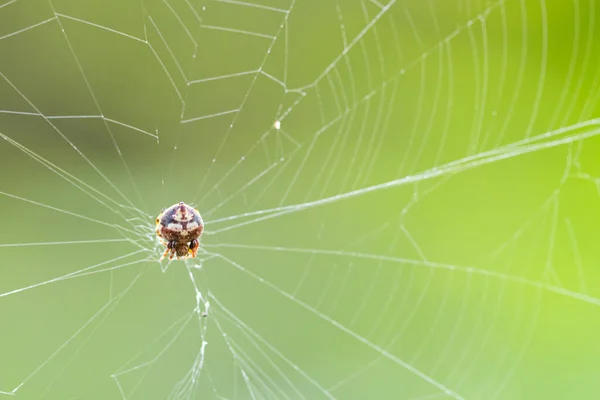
[1,0,600,398]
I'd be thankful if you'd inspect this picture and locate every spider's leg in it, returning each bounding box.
[160,241,174,261]
[160,247,170,260]
[189,239,199,258]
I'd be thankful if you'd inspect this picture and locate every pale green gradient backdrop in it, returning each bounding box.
[1,0,600,399]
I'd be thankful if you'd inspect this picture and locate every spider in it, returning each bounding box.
[156,202,204,260]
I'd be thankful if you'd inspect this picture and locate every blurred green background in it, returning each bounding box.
[1,0,600,399]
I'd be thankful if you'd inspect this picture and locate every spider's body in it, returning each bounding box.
[156,202,204,260]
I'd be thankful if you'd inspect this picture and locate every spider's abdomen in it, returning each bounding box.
[157,202,204,244]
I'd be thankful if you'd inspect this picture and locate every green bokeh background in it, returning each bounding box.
[1,0,600,399]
